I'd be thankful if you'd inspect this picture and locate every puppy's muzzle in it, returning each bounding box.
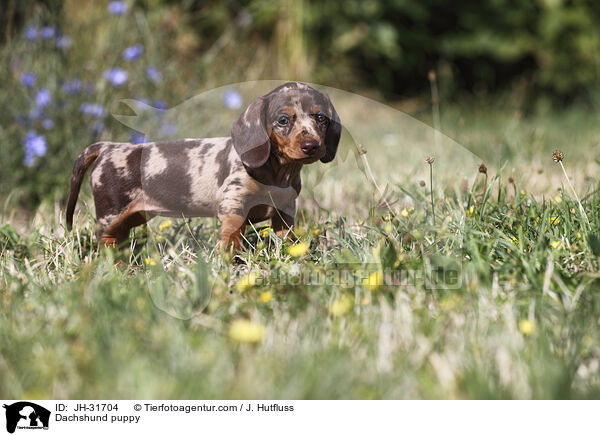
[300,138,320,156]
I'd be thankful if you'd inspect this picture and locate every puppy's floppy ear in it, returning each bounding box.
[231,96,270,168]
[321,97,341,163]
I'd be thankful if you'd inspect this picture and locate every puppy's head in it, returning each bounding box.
[231,82,341,168]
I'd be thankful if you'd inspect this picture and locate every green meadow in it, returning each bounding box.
[2,1,600,399]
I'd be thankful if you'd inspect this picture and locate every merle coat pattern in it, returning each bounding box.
[66,82,341,249]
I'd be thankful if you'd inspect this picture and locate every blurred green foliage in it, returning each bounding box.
[1,0,600,208]
[304,0,600,98]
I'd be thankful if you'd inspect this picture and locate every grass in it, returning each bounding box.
[3,0,600,401]
[2,148,600,399]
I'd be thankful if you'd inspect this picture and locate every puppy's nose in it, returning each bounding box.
[300,139,319,156]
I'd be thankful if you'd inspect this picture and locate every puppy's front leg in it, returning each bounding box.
[219,213,246,252]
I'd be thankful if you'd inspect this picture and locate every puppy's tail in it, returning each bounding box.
[66,143,104,231]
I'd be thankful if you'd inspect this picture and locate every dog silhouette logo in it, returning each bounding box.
[3,402,50,433]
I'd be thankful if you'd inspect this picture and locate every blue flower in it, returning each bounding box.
[40,27,55,39]
[122,44,143,61]
[92,122,105,135]
[56,35,72,49]
[62,78,81,94]
[154,100,167,110]
[23,154,36,167]
[79,102,107,118]
[146,66,162,83]
[130,132,146,144]
[222,88,242,109]
[23,130,47,166]
[25,26,37,40]
[35,88,51,108]
[104,68,128,87]
[42,119,55,130]
[20,72,36,87]
[160,123,177,136]
[108,1,128,15]
[28,108,43,120]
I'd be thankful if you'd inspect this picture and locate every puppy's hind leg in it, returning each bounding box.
[101,200,149,248]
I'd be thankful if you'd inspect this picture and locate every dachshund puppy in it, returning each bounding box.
[66,82,341,249]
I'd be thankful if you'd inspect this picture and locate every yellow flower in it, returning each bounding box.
[22,390,49,401]
[518,319,535,335]
[287,242,309,257]
[144,257,157,266]
[159,220,172,231]
[401,208,410,218]
[363,271,384,291]
[229,319,265,343]
[549,216,560,226]
[234,271,259,293]
[550,240,562,249]
[466,205,476,216]
[329,295,354,317]
[576,232,582,240]
[260,226,273,238]
[259,291,273,303]
[553,195,562,204]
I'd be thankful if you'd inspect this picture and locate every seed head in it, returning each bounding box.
[552,150,564,163]
[419,180,426,187]
[425,156,435,165]
[478,163,487,175]
[428,70,436,82]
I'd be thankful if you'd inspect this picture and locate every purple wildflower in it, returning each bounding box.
[56,35,72,49]
[35,88,51,108]
[154,101,167,110]
[23,154,36,167]
[28,108,43,120]
[62,78,81,94]
[23,130,47,166]
[79,102,107,118]
[130,133,146,144]
[40,27,55,39]
[104,68,128,87]
[222,88,242,109]
[108,1,128,15]
[160,123,177,136]
[25,26,37,40]
[42,119,55,130]
[146,66,162,83]
[92,122,105,136]
[20,72,36,87]
[123,44,143,61]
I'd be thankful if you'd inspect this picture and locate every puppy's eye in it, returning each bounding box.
[277,116,289,126]
[315,114,328,124]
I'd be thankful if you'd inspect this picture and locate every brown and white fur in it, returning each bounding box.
[66,82,341,250]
